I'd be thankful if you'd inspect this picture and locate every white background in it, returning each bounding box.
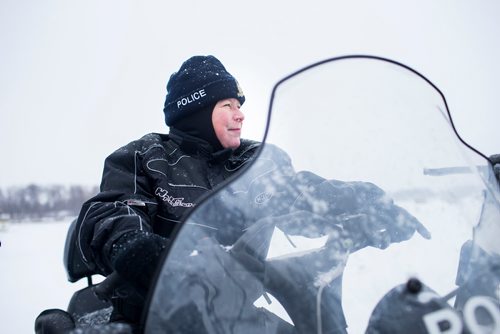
[1,0,499,187]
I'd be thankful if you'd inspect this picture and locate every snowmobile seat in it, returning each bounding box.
[64,218,96,283]
[58,219,120,328]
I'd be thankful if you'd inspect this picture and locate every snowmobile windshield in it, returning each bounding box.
[144,56,500,333]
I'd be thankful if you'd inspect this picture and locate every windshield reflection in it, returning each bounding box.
[145,56,500,334]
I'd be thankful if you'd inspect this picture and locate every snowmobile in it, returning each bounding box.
[37,55,500,333]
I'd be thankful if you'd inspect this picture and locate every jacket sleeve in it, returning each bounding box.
[75,139,159,275]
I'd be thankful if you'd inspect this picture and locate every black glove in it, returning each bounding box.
[110,230,169,295]
[292,179,431,251]
[337,204,431,251]
[334,184,431,250]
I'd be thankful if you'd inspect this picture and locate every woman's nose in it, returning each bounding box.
[234,108,245,122]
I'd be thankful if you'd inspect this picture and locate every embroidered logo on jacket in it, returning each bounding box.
[155,187,195,208]
[255,191,273,205]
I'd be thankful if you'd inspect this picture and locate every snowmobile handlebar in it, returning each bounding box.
[424,153,500,185]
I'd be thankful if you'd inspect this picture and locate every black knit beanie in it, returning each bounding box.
[163,55,245,126]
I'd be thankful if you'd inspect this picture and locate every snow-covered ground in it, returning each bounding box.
[0,187,489,333]
[0,220,88,333]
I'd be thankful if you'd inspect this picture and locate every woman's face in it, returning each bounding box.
[212,98,245,149]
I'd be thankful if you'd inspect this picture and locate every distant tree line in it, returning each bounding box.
[0,184,99,221]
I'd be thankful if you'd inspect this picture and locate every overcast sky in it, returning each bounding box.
[1,0,499,187]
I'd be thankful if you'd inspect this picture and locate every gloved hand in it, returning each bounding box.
[292,179,431,251]
[333,181,431,250]
[110,230,169,295]
[337,204,431,251]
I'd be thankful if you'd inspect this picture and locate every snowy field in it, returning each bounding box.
[0,220,89,333]
[0,189,485,334]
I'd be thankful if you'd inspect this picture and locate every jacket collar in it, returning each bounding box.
[169,128,233,162]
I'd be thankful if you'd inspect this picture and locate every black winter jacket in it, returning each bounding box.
[75,130,260,275]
